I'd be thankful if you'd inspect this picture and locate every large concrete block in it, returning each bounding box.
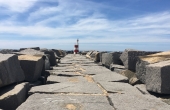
[0,83,29,110]
[146,60,170,94]
[52,49,64,57]
[40,49,57,66]
[94,52,100,62]
[120,70,141,85]
[15,49,50,70]
[102,52,122,68]
[17,94,113,110]
[20,47,40,51]
[85,50,94,59]
[0,54,25,88]
[136,51,170,83]
[0,49,19,54]
[18,55,44,82]
[120,49,158,72]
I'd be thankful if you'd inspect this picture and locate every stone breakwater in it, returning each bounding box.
[0,48,170,110]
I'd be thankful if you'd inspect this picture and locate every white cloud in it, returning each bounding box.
[0,0,37,12]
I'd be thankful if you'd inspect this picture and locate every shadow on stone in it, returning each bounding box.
[46,81,60,84]
[109,79,128,83]
[57,74,81,77]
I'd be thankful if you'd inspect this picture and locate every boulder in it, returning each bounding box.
[90,51,98,58]
[146,60,170,94]
[20,47,40,51]
[81,51,88,55]
[15,49,50,70]
[0,54,25,88]
[0,49,19,54]
[18,55,44,82]
[102,52,122,68]
[120,70,141,85]
[52,49,64,57]
[0,83,29,110]
[120,49,159,72]
[85,51,94,59]
[40,49,57,66]
[110,64,125,71]
[94,52,100,62]
[136,51,170,83]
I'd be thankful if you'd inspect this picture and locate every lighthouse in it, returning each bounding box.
[74,39,79,54]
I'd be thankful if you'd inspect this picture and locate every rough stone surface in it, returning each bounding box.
[146,60,170,94]
[109,92,170,110]
[0,83,29,110]
[136,51,170,83]
[134,84,150,95]
[93,72,128,83]
[17,94,113,110]
[120,70,141,85]
[18,55,44,82]
[14,49,50,70]
[0,54,25,87]
[0,49,19,54]
[44,54,50,70]
[29,82,103,94]
[99,81,141,94]
[102,52,122,68]
[120,49,158,72]
[93,52,100,62]
[85,51,94,58]
[110,64,125,71]
[40,49,57,66]
[20,47,40,51]
[52,49,64,57]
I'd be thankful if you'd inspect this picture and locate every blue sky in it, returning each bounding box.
[0,0,170,51]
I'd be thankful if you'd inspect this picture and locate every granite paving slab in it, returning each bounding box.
[29,82,103,94]
[17,93,114,110]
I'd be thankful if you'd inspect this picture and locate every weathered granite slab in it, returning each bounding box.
[109,92,170,110]
[0,49,19,54]
[120,49,158,72]
[136,51,170,83]
[40,49,57,66]
[0,83,29,110]
[146,60,170,94]
[20,47,40,51]
[18,55,44,82]
[92,72,128,83]
[0,54,25,87]
[29,82,103,94]
[102,52,122,68]
[17,93,113,110]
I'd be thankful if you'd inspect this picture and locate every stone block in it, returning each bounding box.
[52,49,64,57]
[94,52,100,62]
[146,60,170,94]
[120,70,141,85]
[102,52,122,68]
[16,49,51,70]
[110,64,125,71]
[0,83,29,110]
[0,54,25,88]
[40,49,57,66]
[17,94,113,110]
[0,49,19,54]
[18,55,44,82]
[120,49,158,72]
[85,50,94,59]
[20,47,40,51]
[136,51,170,83]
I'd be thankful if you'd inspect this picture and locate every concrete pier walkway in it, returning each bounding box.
[17,54,170,110]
